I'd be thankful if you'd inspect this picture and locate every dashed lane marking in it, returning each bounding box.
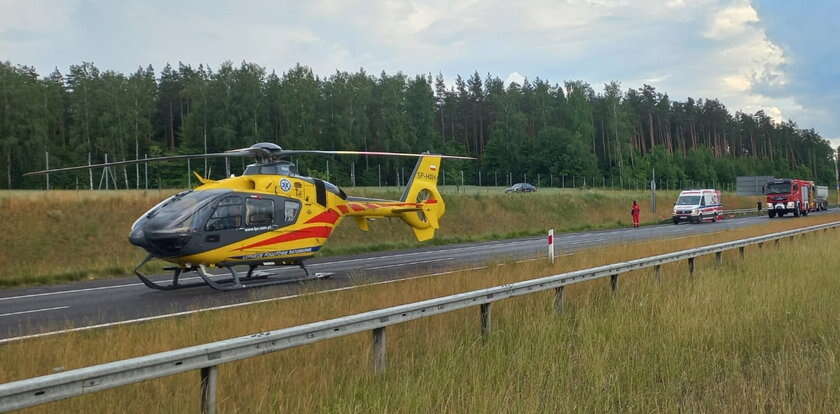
[0,306,69,318]
[365,257,455,271]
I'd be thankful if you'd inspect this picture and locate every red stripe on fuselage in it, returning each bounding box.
[349,204,365,211]
[337,205,349,214]
[237,226,333,250]
[306,209,340,225]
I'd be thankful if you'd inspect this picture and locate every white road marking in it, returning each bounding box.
[0,266,493,344]
[0,240,538,302]
[0,284,145,302]
[0,306,69,318]
[0,276,200,302]
[365,257,455,270]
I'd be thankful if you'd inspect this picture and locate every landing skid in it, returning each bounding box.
[133,255,332,291]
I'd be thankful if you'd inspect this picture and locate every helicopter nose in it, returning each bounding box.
[129,227,148,249]
[129,221,193,257]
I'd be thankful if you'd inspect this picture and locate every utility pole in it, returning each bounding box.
[88,153,93,190]
[104,153,109,190]
[835,147,839,207]
[651,167,656,213]
[144,154,148,190]
[45,151,50,191]
[136,136,140,189]
[614,99,623,182]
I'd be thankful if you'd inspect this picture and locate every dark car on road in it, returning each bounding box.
[504,183,537,193]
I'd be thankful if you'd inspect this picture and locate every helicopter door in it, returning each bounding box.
[244,197,275,229]
[203,195,244,245]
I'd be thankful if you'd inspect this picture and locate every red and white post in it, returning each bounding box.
[548,229,555,264]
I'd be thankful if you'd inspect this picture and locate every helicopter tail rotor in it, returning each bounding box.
[398,155,446,241]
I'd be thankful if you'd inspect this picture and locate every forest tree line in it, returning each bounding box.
[0,60,836,190]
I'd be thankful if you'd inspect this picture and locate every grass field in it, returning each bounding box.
[0,187,762,287]
[2,213,839,413]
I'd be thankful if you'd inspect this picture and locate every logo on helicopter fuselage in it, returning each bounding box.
[279,178,292,192]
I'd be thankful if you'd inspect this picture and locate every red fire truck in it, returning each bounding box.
[765,178,817,218]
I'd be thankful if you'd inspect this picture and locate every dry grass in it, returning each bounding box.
[0,190,171,286]
[1,213,839,413]
[0,188,762,286]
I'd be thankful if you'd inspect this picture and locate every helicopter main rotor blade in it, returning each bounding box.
[23,152,250,176]
[280,150,475,160]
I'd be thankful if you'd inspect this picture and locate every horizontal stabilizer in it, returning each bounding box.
[391,208,422,213]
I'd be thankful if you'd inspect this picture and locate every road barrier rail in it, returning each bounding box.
[2,220,839,413]
[724,208,759,215]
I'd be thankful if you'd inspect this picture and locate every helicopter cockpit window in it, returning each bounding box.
[246,198,275,226]
[205,196,243,231]
[284,200,300,225]
[243,163,294,176]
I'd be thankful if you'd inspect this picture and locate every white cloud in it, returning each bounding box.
[0,0,78,65]
[505,72,525,86]
[0,0,76,33]
[704,3,759,39]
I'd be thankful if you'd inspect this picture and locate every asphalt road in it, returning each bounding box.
[1,211,834,341]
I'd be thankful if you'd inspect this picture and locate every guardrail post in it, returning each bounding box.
[654,265,661,282]
[200,366,218,414]
[372,327,387,374]
[758,242,763,249]
[688,257,695,275]
[715,252,723,266]
[553,286,565,313]
[739,246,745,259]
[480,303,492,337]
[774,239,779,246]
[610,274,619,292]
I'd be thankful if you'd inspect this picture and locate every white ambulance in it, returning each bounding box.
[672,189,722,224]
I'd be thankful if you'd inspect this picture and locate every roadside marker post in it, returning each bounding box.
[548,229,555,264]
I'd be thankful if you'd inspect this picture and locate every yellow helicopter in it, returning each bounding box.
[25,143,473,290]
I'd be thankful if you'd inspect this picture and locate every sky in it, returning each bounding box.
[1,0,837,147]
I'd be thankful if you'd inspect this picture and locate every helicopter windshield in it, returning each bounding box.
[142,189,231,232]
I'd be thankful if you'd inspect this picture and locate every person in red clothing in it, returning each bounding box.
[631,200,641,228]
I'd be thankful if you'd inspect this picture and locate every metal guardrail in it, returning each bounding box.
[725,208,759,215]
[2,220,839,413]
